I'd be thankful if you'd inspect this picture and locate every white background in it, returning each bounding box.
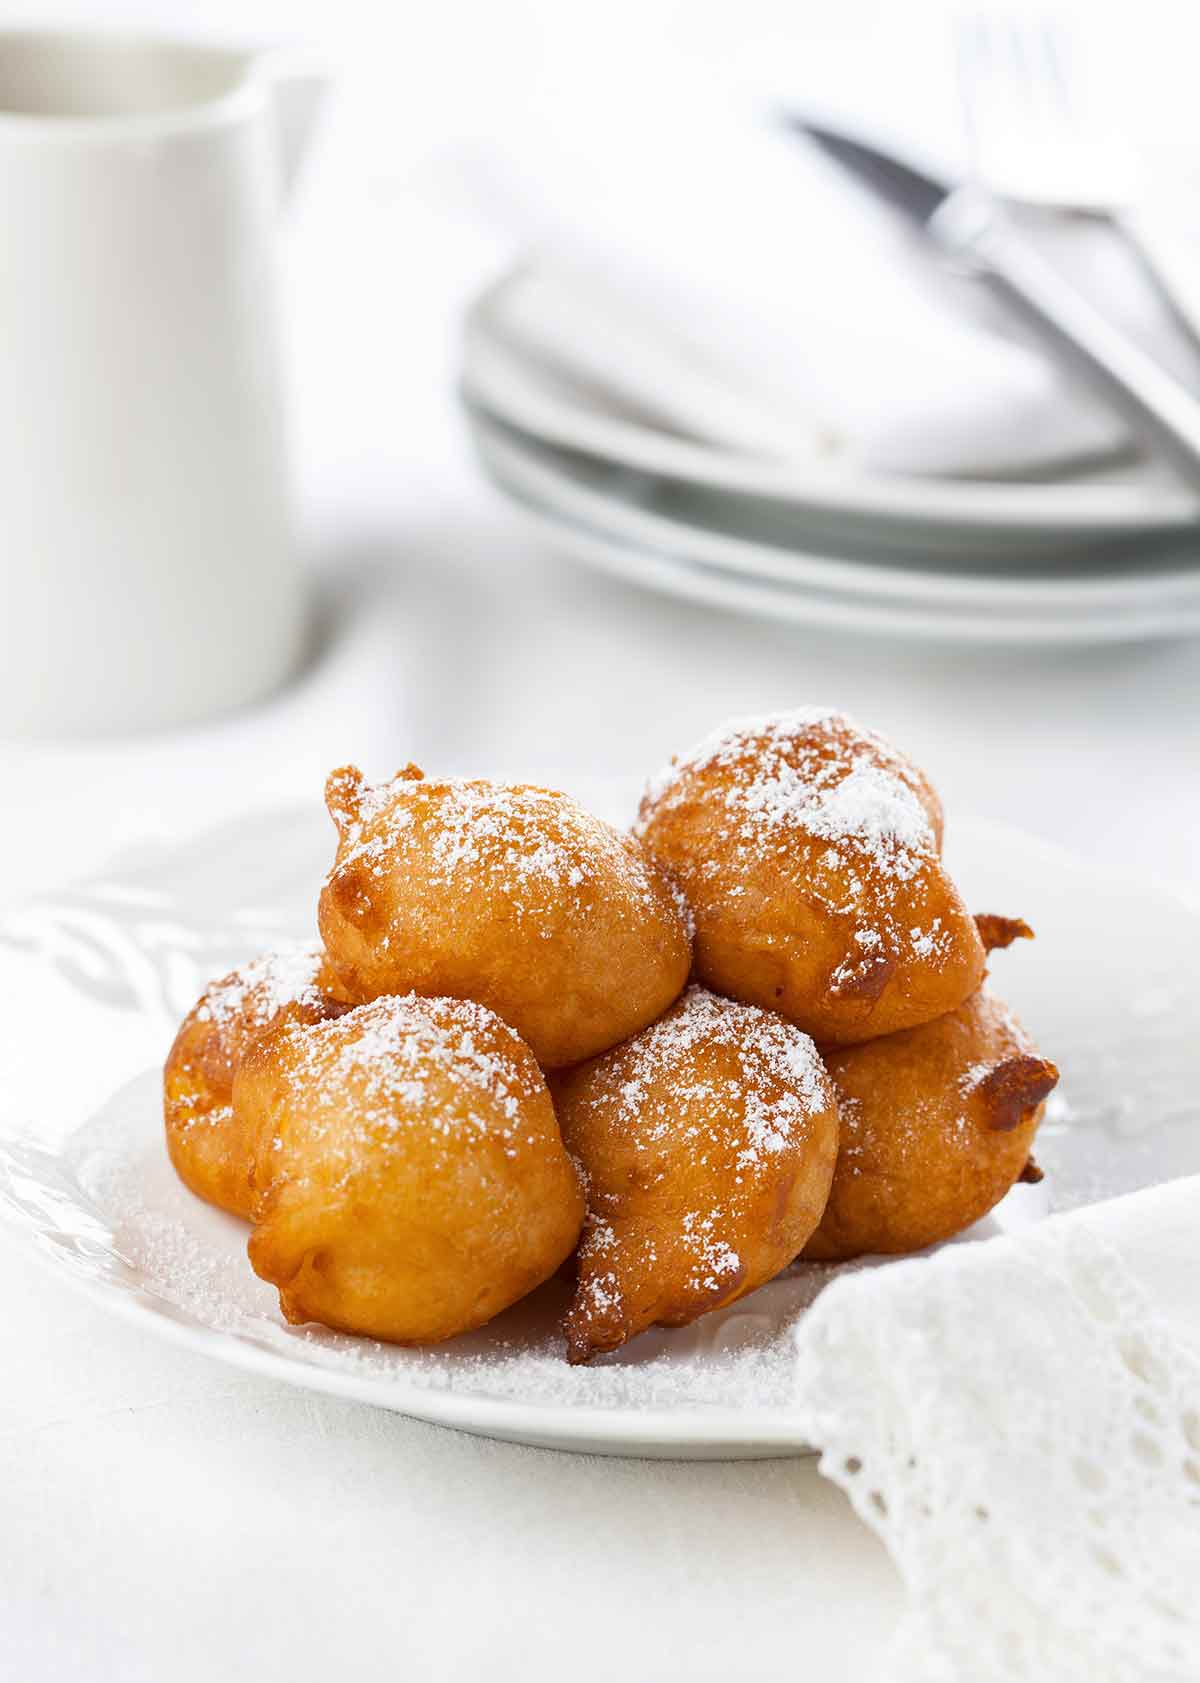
[2,2,1199,1679]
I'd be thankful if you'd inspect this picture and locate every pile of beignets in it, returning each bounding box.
[163,708,1058,1363]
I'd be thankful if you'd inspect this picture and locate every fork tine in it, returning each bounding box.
[954,13,983,175]
[999,10,1059,122]
[956,6,1143,214]
[956,10,1026,185]
[955,11,1011,179]
[999,13,1031,106]
[955,7,1102,201]
[1036,14,1073,115]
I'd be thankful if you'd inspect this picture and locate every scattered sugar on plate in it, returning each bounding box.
[63,1072,856,1413]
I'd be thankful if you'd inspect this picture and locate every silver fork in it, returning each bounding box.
[956,10,1200,362]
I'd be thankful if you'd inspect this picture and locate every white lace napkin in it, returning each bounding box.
[793,1176,1200,1683]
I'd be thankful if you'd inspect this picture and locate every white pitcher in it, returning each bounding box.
[0,32,327,737]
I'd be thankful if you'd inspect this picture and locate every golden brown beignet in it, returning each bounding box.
[554,985,839,1363]
[162,946,345,1219]
[317,765,691,1067]
[804,986,1058,1261]
[635,709,985,1045]
[242,994,585,1343]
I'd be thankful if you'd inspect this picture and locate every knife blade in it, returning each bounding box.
[797,121,949,225]
[787,117,1200,499]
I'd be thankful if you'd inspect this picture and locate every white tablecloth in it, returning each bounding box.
[4,4,1200,1678]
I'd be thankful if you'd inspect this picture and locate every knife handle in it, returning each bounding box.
[930,187,1200,493]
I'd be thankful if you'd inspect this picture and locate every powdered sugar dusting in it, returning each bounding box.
[639,705,842,812]
[168,945,335,1137]
[594,985,830,1170]
[661,867,697,940]
[680,1210,742,1293]
[639,709,935,877]
[562,987,834,1348]
[636,708,951,973]
[573,1221,626,1322]
[196,943,326,1029]
[799,763,931,879]
[959,1061,997,1097]
[270,994,545,1164]
[334,774,670,928]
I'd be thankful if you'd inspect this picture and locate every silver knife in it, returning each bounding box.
[793,119,1200,496]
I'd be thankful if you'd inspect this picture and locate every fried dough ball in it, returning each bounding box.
[554,985,839,1363]
[803,986,1059,1261]
[163,945,346,1219]
[242,994,585,1343]
[317,765,691,1068]
[635,708,986,1046]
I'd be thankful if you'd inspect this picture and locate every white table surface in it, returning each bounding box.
[3,4,1200,1679]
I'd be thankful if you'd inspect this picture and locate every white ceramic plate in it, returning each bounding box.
[464,277,1200,541]
[467,410,1200,645]
[1,803,1196,1458]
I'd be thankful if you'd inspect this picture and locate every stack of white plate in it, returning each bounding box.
[461,272,1200,645]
